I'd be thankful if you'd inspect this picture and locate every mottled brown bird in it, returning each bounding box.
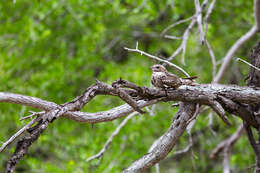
[151,64,197,89]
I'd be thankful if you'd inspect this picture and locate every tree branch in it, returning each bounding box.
[123,102,197,172]
[1,83,259,125]
[124,43,190,77]
[254,0,260,29]
[213,0,260,84]
[0,117,39,153]
[86,112,138,162]
[160,16,194,37]
[194,0,205,44]
[1,79,260,172]
[210,124,244,159]
[204,0,216,35]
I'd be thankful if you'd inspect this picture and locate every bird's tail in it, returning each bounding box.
[180,76,198,86]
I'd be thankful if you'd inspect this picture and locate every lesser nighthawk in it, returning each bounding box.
[151,64,197,89]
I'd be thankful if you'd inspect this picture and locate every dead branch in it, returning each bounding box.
[2,81,148,172]
[213,0,260,83]
[2,0,260,173]
[245,39,260,173]
[1,79,260,172]
[255,0,260,29]
[174,104,199,156]
[210,124,244,159]
[20,111,45,121]
[123,102,197,172]
[1,83,260,126]
[236,57,260,71]
[160,16,194,37]
[204,0,216,36]
[86,112,138,162]
[0,117,38,153]
[210,124,244,173]
[164,35,183,40]
[167,0,209,63]
[124,42,190,77]
[205,39,217,78]
[213,26,259,83]
[168,19,196,64]
[194,0,205,44]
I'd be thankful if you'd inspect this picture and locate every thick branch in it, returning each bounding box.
[123,102,196,172]
[1,83,259,125]
[1,79,260,172]
[4,84,100,172]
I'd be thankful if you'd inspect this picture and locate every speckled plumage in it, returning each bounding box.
[150,64,197,89]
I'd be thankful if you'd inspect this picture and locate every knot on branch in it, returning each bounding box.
[112,78,126,88]
[112,78,145,94]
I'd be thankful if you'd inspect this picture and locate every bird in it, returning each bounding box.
[150,64,197,89]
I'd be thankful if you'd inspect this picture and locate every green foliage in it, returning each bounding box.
[0,0,256,172]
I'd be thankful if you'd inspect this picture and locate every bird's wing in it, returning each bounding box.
[165,72,180,79]
[151,76,156,86]
[180,76,198,85]
[162,72,181,87]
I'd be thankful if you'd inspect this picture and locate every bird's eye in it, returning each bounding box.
[156,66,159,69]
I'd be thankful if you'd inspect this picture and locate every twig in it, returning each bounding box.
[0,117,38,153]
[209,99,231,126]
[236,57,260,71]
[174,134,193,155]
[186,104,200,128]
[86,112,138,162]
[204,0,216,35]
[194,0,205,44]
[210,124,244,159]
[210,124,244,173]
[223,146,231,173]
[244,122,259,158]
[168,19,197,64]
[213,25,259,83]
[161,16,194,36]
[145,104,156,116]
[20,111,45,121]
[167,0,209,63]
[208,112,216,136]
[205,39,217,78]
[164,35,183,40]
[102,36,120,53]
[155,163,160,173]
[124,42,190,77]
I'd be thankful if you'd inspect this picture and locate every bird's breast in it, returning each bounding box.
[152,72,166,78]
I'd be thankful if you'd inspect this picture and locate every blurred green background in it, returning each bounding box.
[0,0,258,172]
